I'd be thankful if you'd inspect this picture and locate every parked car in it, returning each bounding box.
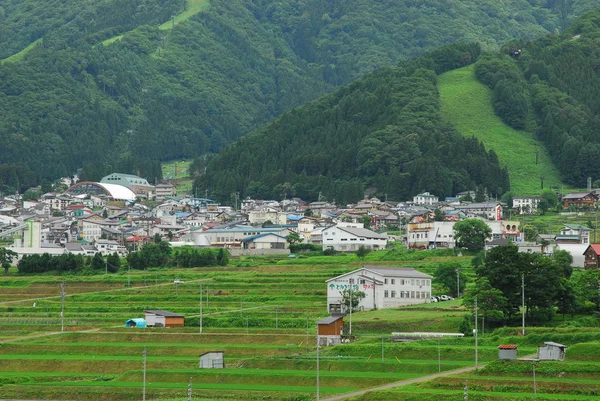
[430,296,439,302]
[439,295,450,301]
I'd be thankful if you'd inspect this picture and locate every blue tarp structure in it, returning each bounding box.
[125,318,147,328]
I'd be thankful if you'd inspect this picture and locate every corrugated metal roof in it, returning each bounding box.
[144,309,184,317]
[498,344,518,350]
[317,316,344,325]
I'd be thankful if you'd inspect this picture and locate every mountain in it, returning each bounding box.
[0,0,597,192]
[193,44,510,204]
[473,8,600,189]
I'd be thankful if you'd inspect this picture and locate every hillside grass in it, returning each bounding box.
[438,65,564,196]
[0,39,41,64]
[102,0,211,46]
[161,159,193,195]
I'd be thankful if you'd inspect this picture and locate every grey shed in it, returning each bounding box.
[199,351,224,369]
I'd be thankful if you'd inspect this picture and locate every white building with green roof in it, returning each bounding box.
[100,173,154,200]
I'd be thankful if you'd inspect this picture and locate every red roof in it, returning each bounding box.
[125,236,149,242]
[588,244,600,255]
[498,344,518,350]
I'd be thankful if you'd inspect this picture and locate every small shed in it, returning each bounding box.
[498,344,518,360]
[199,351,224,369]
[125,318,147,328]
[538,342,567,361]
[317,315,344,346]
[144,310,185,328]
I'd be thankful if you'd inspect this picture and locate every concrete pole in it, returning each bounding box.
[522,274,526,336]
[474,296,478,370]
[199,282,203,334]
[316,331,320,401]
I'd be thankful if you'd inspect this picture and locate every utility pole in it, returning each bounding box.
[522,274,525,336]
[199,282,203,334]
[275,307,278,329]
[533,361,537,398]
[474,297,478,370]
[187,377,193,401]
[316,330,320,401]
[142,347,147,401]
[59,281,66,332]
[381,336,384,362]
[349,289,353,338]
[456,268,460,298]
[105,258,108,275]
[438,338,441,373]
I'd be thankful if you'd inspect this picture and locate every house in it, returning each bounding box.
[199,351,225,369]
[144,310,184,328]
[322,225,387,252]
[155,183,176,201]
[538,342,567,361]
[412,192,438,205]
[193,226,291,248]
[240,233,288,250]
[498,344,518,360]
[408,220,522,249]
[512,197,541,214]
[455,202,504,220]
[583,244,600,269]
[95,239,127,256]
[556,224,590,245]
[317,315,344,346]
[562,192,598,208]
[326,266,432,312]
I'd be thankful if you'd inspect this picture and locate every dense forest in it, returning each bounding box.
[193,44,510,204]
[474,8,600,188]
[0,0,595,193]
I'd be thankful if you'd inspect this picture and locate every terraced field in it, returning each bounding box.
[1,254,600,400]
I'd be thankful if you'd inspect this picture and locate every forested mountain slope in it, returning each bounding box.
[194,45,510,204]
[474,8,600,189]
[0,0,596,192]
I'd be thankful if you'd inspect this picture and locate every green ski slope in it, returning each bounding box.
[438,65,563,195]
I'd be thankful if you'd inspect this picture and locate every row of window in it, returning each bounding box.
[383,278,430,286]
[384,290,430,299]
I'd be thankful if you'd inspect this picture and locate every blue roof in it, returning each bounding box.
[241,233,288,242]
[205,227,283,233]
[175,212,192,219]
[286,215,304,221]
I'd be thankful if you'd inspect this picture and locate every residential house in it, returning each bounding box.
[562,192,598,208]
[556,224,591,245]
[455,202,504,220]
[326,266,432,312]
[240,233,288,250]
[193,226,292,248]
[322,225,387,252]
[583,244,600,269]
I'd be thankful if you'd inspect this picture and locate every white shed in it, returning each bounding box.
[538,342,567,361]
[199,351,224,369]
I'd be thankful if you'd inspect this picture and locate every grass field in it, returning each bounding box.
[161,159,193,195]
[102,0,210,46]
[2,251,600,400]
[438,65,564,196]
[0,39,41,64]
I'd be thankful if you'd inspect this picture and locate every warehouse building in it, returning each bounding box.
[144,310,184,328]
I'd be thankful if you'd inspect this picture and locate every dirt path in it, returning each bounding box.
[318,364,484,401]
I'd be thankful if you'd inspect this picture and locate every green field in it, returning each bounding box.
[102,0,210,46]
[2,251,600,400]
[0,39,41,64]
[161,159,193,195]
[438,65,563,196]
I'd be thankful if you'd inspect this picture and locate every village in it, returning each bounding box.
[1,171,599,270]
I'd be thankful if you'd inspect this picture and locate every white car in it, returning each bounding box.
[439,295,450,301]
[173,279,183,284]
[430,296,439,302]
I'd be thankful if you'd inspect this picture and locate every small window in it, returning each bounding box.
[349,279,354,284]
[391,279,395,285]
[384,290,389,298]
[384,279,388,284]
[360,279,366,284]
[391,291,396,298]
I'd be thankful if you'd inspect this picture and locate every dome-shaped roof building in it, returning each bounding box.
[65,182,136,201]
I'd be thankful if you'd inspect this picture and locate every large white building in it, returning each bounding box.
[326,266,432,312]
[322,225,387,252]
[455,202,504,220]
[512,197,541,214]
[413,192,438,205]
[407,220,522,249]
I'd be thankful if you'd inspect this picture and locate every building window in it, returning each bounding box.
[384,279,388,284]
[384,290,389,298]
[391,279,395,285]
[360,279,365,284]
[411,279,415,286]
[349,279,354,284]
[410,291,415,298]
[400,279,405,285]
[391,291,396,298]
